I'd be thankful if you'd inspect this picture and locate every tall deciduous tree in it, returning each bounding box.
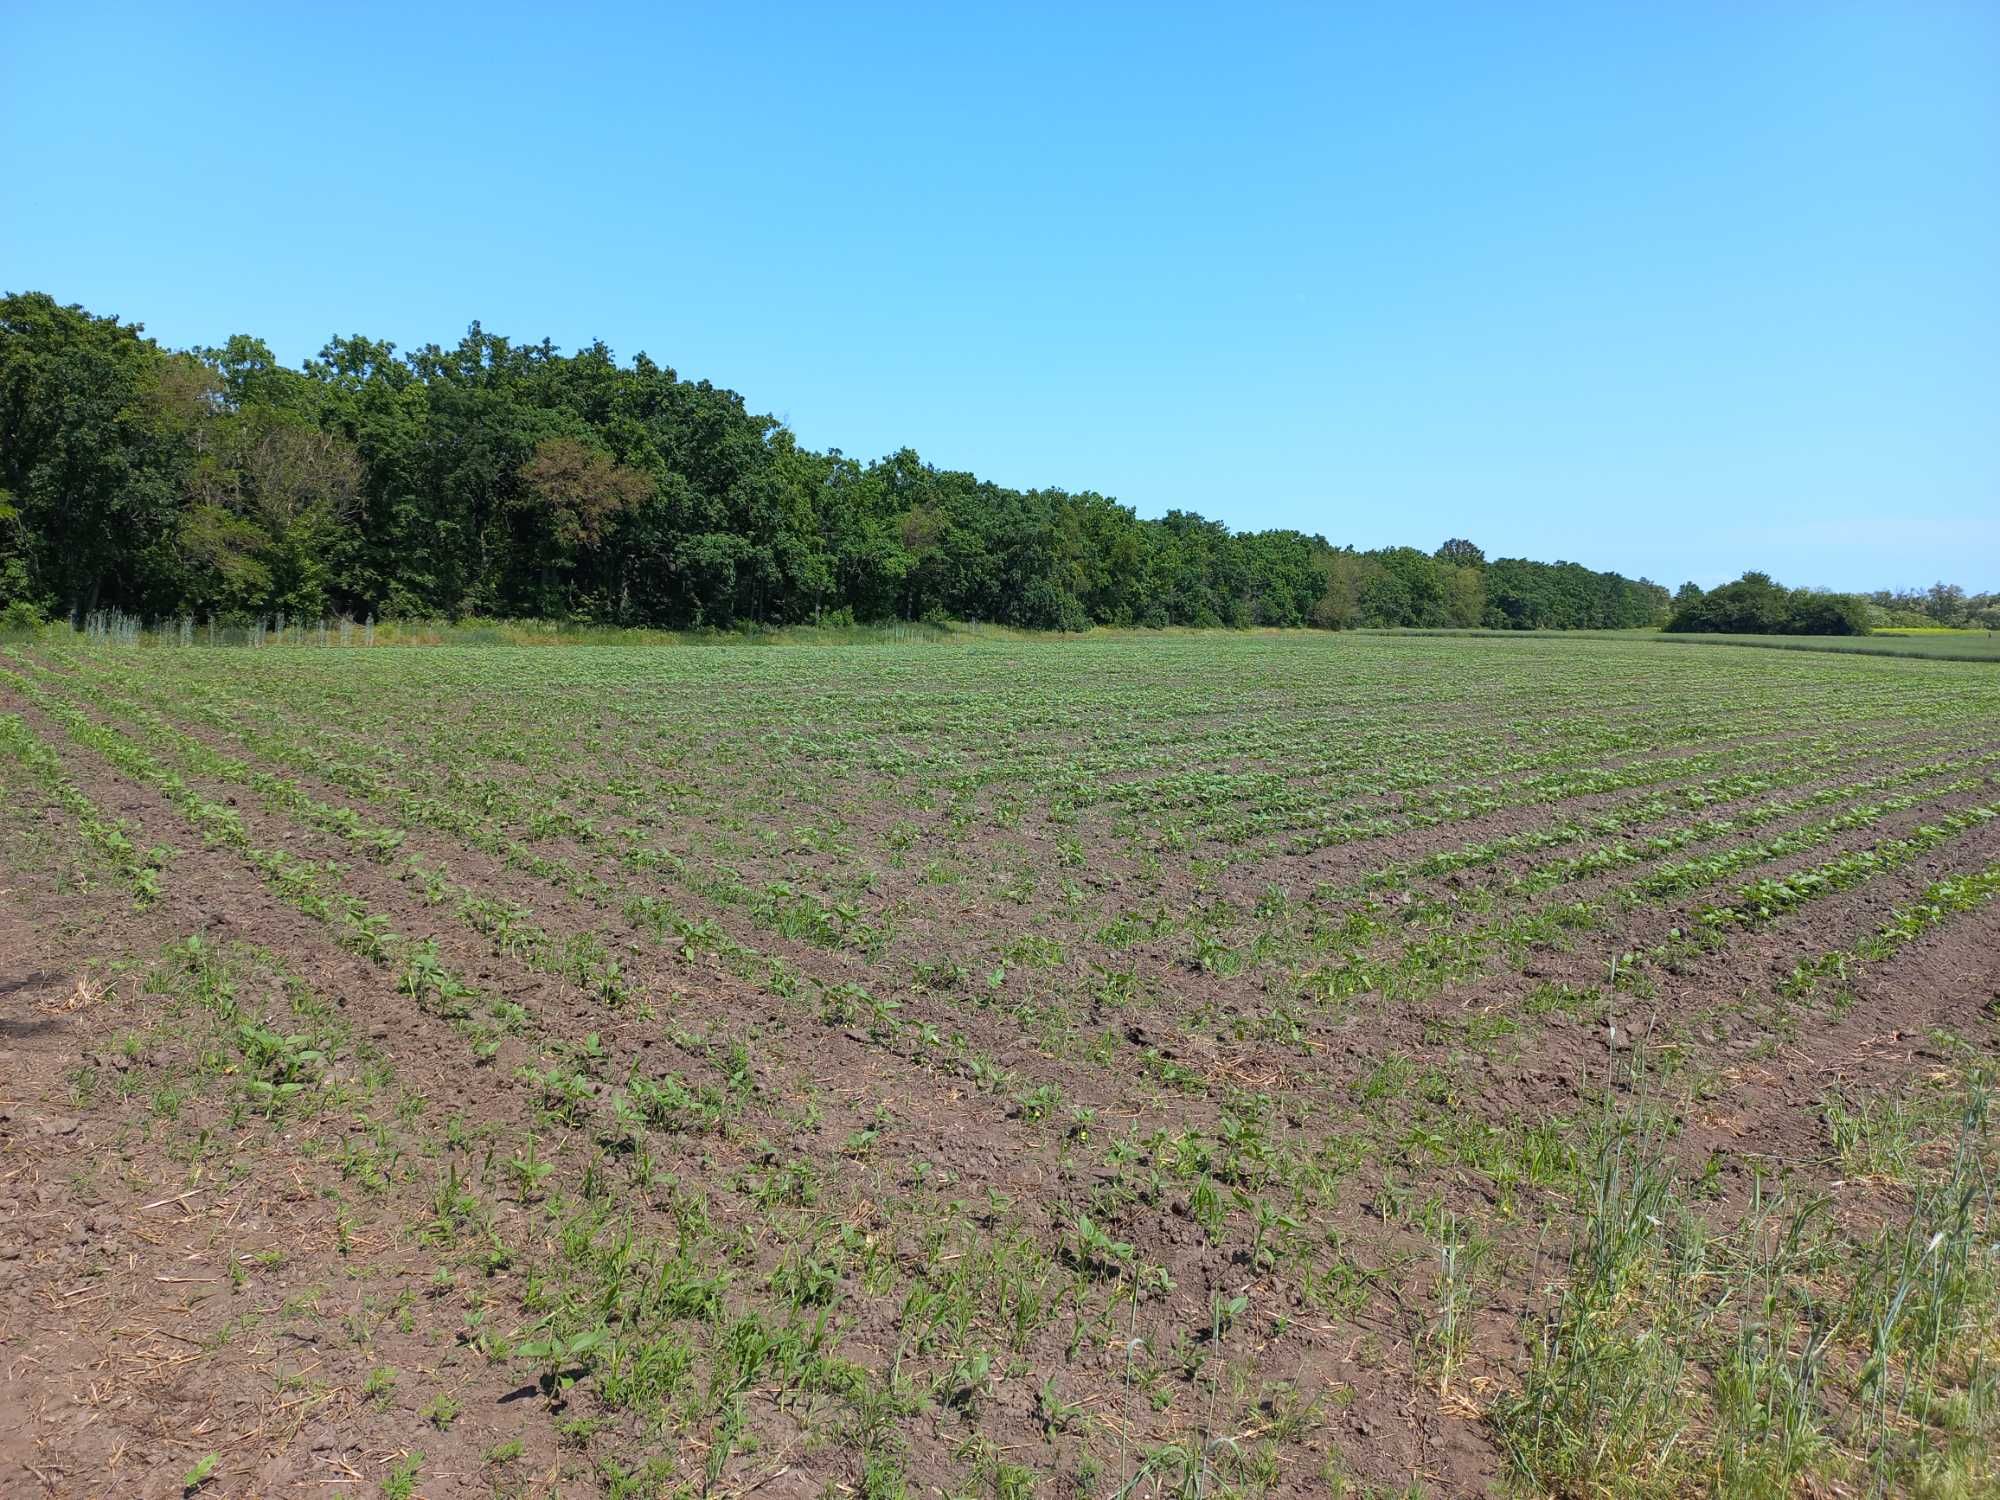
[0,292,189,615]
[1435,537,1485,568]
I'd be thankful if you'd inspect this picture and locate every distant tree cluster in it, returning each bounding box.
[1663,573,1872,636]
[6,291,1929,640]
[1863,584,2000,632]
[1309,541,1669,630]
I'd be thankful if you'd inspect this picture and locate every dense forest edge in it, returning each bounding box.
[2,291,1990,638]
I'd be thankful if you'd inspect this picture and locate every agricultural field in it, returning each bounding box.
[2,632,1997,1499]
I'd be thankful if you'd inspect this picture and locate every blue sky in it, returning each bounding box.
[5,2,1996,590]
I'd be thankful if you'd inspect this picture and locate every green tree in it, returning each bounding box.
[1435,537,1485,568]
[1309,548,1379,630]
[1441,563,1485,626]
[0,292,190,615]
[509,436,652,616]
[180,406,364,616]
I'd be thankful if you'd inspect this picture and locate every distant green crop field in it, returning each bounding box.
[1360,625,2000,661]
[1649,630,2000,661]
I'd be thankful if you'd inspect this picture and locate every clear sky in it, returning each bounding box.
[5,2,1996,590]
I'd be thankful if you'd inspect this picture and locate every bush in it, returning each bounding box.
[1665,573,1870,637]
[0,599,45,633]
[1784,590,1871,636]
[1008,578,1089,633]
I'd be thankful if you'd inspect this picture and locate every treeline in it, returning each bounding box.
[1,290,1677,632]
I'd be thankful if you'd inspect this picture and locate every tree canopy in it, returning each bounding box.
[10,291,1923,639]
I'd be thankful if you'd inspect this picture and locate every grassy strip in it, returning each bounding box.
[1494,1070,1997,1495]
[1494,871,2000,1496]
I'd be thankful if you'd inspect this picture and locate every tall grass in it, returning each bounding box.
[1491,1068,1997,1497]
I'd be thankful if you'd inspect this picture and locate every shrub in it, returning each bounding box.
[0,599,45,633]
[1665,572,1870,636]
